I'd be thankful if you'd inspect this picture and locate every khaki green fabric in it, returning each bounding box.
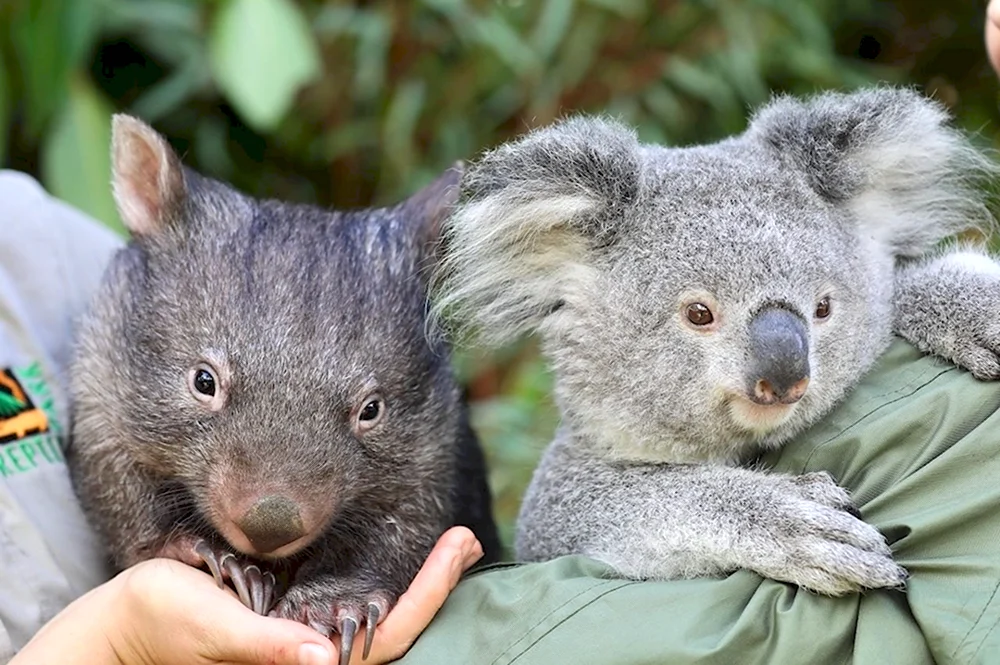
[400,340,1000,665]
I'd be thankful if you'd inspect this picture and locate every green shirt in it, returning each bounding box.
[401,340,1000,664]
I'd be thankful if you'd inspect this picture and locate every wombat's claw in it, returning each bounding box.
[269,585,392,660]
[220,554,252,609]
[192,539,228,588]
[339,615,358,665]
[364,602,380,659]
[335,602,382,665]
[246,566,277,615]
[191,540,275,614]
[221,555,277,615]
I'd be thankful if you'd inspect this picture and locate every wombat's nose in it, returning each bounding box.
[237,495,305,554]
[746,305,810,405]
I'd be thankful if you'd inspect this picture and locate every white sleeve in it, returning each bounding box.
[0,170,122,656]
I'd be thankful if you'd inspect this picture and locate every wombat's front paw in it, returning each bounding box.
[755,471,908,596]
[270,577,395,665]
[156,535,276,614]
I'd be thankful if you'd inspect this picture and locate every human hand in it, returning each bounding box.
[340,526,484,664]
[11,526,483,665]
[987,0,1000,77]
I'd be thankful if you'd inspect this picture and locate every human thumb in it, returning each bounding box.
[216,613,336,665]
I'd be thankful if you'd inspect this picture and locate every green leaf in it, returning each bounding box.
[41,76,125,236]
[9,0,103,138]
[531,0,574,61]
[209,0,322,131]
[470,11,540,76]
[381,80,427,190]
[663,57,740,116]
[131,57,209,123]
[353,11,391,102]
[642,85,686,137]
[313,5,359,35]
[580,0,644,18]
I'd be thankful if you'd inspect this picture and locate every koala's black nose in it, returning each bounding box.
[746,306,810,405]
[238,495,305,554]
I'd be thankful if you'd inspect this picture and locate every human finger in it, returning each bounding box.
[119,559,337,665]
[343,527,483,664]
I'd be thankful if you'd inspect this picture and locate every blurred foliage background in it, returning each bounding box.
[1,0,998,553]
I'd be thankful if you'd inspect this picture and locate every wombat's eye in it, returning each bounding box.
[686,303,714,326]
[815,297,831,320]
[355,394,385,433]
[360,400,380,421]
[193,369,216,396]
[187,363,222,407]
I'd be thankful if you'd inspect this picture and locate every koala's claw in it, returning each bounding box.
[789,471,855,509]
[796,541,908,596]
[948,343,1000,381]
[764,473,907,595]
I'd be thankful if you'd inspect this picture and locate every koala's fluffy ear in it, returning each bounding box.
[110,114,186,238]
[432,116,641,345]
[748,87,997,255]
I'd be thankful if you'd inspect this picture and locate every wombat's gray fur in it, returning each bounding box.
[432,87,997,596]
[67,115,500,656]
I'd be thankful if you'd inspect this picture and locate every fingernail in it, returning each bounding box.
[463,540,484,568]
[299,643,332,665]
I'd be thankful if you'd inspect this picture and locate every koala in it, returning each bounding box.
[431,87,997,596]
[68,115,500,662]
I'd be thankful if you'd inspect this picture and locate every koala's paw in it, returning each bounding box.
[758,472,908,596]
[155,535,276,614]
[934,337,1000,381]
[894,261,1000,380]
[270,576,395,665]
[899,304,1000,379]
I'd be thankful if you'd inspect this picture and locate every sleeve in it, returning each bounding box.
[0,169,124,398]
[397,340,1000,665]
[0,171,122,656]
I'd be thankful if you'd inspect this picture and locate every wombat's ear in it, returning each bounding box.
[110,114,186,238]
[398,161,463,255]
[432,116,641,345]
[748,87,996,256]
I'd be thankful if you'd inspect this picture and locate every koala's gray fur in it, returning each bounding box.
[894,246,1000,379]
[68,116,500,644]
[432,87,997,596]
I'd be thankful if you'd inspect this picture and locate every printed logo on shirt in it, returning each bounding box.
[0,362,64,477]
[0,367,49,441]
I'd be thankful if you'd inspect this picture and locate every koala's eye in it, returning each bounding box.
[355,393,385,433]
[686,303,714,326]
[815,297,831,320]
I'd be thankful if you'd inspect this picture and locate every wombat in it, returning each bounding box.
[67,115,500,663]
